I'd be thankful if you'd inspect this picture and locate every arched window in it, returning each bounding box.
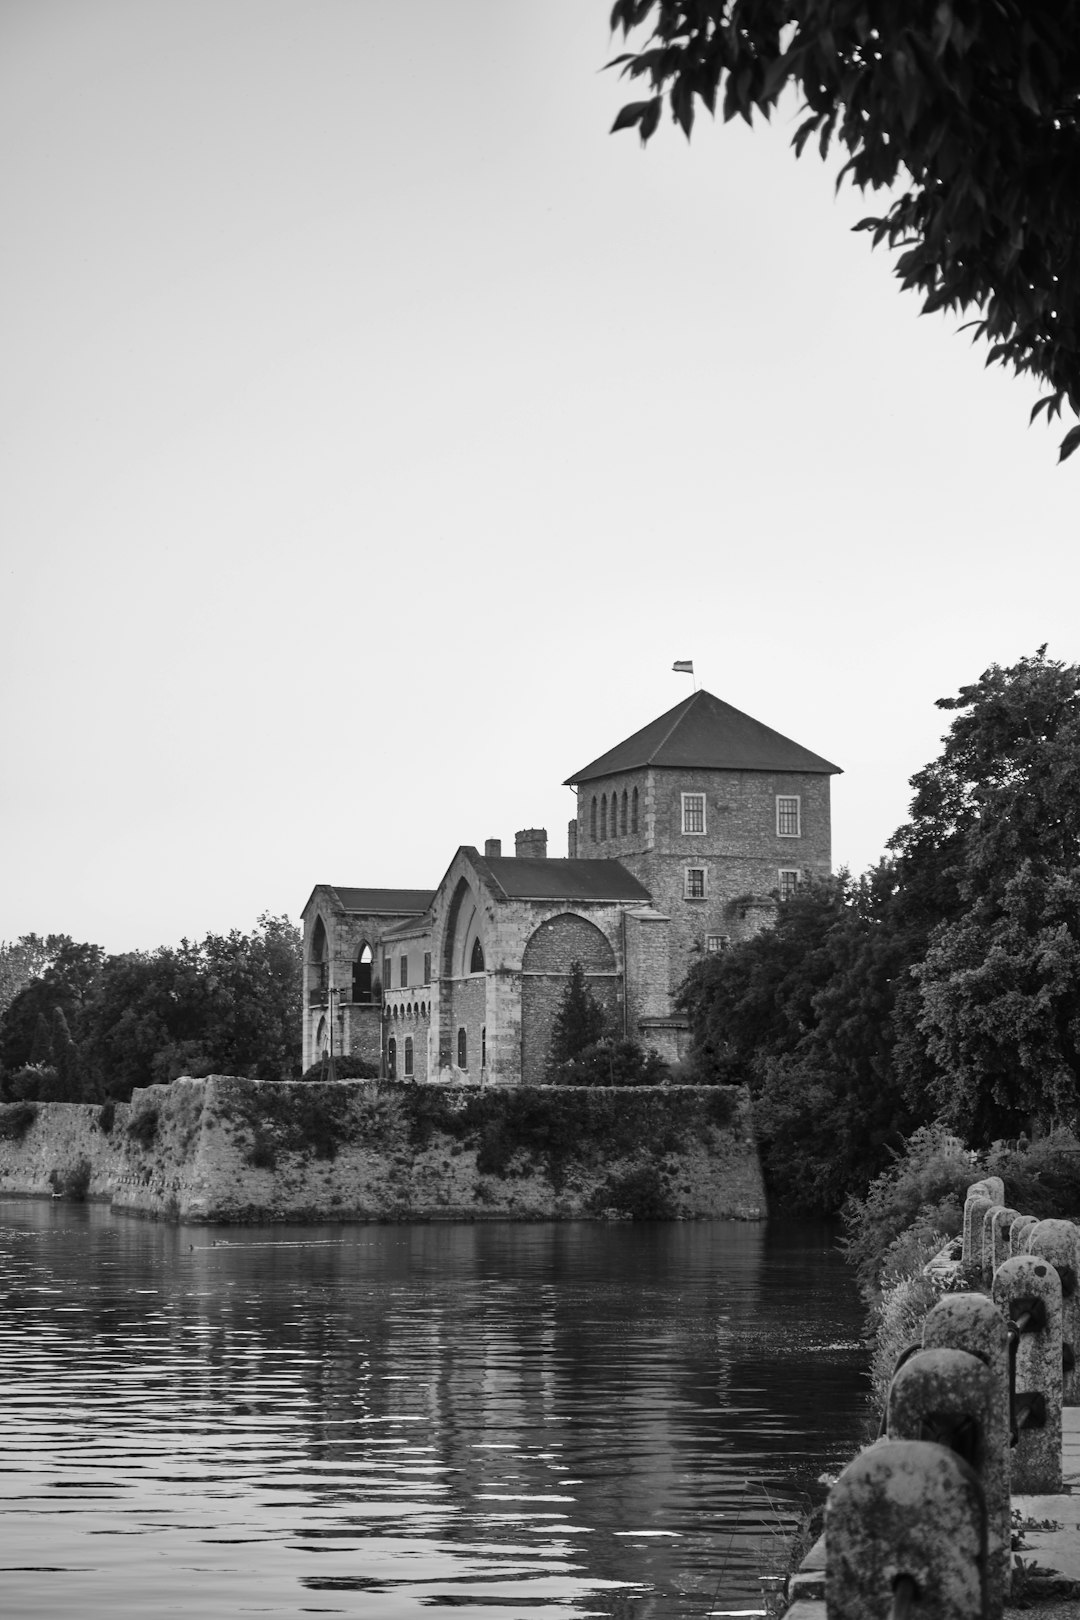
[600,795,607,840]
[387,1036,397,1079]
[631,786,639,833]
[470,937,485,973]
[457,1027,468,1069]
[352,942,373,1004]
[590,796,597,841]
[404,1036,414,1076]
[621,790,628,835]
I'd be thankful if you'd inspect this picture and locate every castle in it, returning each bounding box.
[301,689,840,1083]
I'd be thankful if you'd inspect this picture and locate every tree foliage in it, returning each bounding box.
[678,648,1080,1208]
[547,961,609,1075]
[608,0,1080,455]
[0,914,303,1102]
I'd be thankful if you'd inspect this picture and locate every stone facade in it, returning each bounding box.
[302,689,839,1084]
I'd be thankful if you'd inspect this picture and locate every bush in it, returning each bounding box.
[301,1055,379,1080]
[842,1124,976,1308]
[551,1039,669,1087]
[127,1105,159,1147]
[96,1099,116,1134]
[585,1163,677,1220]
[53,1156,92,1202]
[7,1064,64,1101]
[0,1100,38,1140]
[987,1130,1080,1220]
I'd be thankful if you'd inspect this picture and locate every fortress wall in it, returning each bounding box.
[0,1078,767,1225]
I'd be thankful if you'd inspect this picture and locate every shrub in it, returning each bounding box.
[301,1055,379,1081]
[869,1264,943,1411]
[246,1130,277,1171]
[987,1131,1080,1220]
[551,1039,669,1087]
[842,1124,976,1307]
[96,1100,116,1134]
[0,1100,38,1140]
[127,1105,160,1148]
[56,1157,92,1202]
[7,1064,63,1101]
[586,1163,676,1220]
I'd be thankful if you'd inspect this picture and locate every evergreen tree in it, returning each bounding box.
[547,962,607,1076]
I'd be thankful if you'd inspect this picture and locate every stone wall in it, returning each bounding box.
[0,1079,767,1225]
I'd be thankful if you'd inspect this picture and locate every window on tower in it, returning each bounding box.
[684,867,706,899]
[682,793,705,834]
[777,795,801,837]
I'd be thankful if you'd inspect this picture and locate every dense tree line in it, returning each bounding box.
[678,648,1080,1210]
[0,915,302,1102]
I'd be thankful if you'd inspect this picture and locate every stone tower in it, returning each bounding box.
[564,689,841,995]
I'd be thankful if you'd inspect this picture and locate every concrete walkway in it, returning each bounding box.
[1011,1406,1080,1582]
[782,1409,1080,1619]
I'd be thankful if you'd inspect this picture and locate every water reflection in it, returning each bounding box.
[0,1203,866,1618]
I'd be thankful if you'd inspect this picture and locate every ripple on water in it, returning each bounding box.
[0,1206,866,1618]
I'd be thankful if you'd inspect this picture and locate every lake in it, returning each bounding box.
[0,1202,867,1619]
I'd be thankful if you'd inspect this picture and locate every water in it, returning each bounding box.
[0,1202,866,1619]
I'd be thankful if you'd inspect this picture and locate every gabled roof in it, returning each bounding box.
[476,855,651,903]
[331,886,435,915]
[564,689,841,783]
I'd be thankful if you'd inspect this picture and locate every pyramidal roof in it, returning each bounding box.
[564,689,841,784]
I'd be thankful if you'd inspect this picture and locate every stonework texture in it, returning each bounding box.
[0,1079,767,1225]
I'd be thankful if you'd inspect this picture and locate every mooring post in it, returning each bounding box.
[825,1438,987,1619]
[981,1205,1005,1289]
[921,1295,1011,1615]
[886,1348,1003,1620]
[1026,1219,1080,1406]
[1009,1214,1039,1256]
[963,1194,997,1288]
[992,1252,1063,1492]
[990,1208,1020,1275]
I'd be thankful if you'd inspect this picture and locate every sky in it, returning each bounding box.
[2,1,1078,955]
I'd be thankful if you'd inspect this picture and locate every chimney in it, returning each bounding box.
[484,838,502,858]
[567,818,578,859]
[515,827,547,860]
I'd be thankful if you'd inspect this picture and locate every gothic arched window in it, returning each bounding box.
[470,937,485,973]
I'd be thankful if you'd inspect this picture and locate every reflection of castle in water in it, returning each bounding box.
[1,1206,864,1614]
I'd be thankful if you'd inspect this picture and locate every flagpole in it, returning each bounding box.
[672,659,697,692]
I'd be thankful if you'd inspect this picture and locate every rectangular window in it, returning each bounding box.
[423,951,431,985]
[404,1036,414,1076]
[682,792,706,834]
[399,954,408,988]
[778,869,800,900]
[777,795,801,837]
[706,934,724,953]
[685,867,706,900]
[382,957,391,993]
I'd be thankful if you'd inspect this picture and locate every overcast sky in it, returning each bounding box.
[3,1,1077,955]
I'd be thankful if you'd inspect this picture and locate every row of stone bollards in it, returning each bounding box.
[816,1175,1080,1619]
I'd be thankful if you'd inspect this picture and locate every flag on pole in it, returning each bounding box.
[672,660,693,675]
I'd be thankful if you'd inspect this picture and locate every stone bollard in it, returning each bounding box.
[1009,1214,1039,1256]
[825,1438,986,1619]
[981,1205,1005,1287]
[967,1176,1005,1211]
[963,1195,997,1287]
[990,1208,1020,1274]
[887,1347,1003,1619]
[1026,1219,1080,1406]
[992,1253,1063,1492]
[921,1296,1011,1615]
